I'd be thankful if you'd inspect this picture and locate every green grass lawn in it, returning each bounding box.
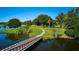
[27,25,54,39]
[29,25,66,40]
[56,28,66,36]
[29,25,42,37]
[43,27,53,40]
[0,25,66,40]
[38,27,66,40]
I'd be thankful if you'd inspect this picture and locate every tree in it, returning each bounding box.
[33,14,53,26]
[8,18,21,28]
[35,20,41,26]
[65,8,79,38]
[23,20,32,26]
[56,13,65,28]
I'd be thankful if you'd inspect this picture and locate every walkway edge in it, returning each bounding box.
[1,28,45,51]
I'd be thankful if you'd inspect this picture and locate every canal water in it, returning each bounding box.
[0,27,28,50]
[0,27,15,30]
[26,39,79,51]
[0,33,28,50]
[0,33,79,51]
[0,34,17,49]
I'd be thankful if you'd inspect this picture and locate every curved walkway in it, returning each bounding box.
[1,28,45,51]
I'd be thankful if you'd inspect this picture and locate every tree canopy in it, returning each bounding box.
[56,13,65,28]
[65,8,79,38]
[23,20,32,26]
[33,14,53,26]
[8,18,21,28]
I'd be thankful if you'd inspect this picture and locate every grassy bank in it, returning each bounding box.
[43,28,53,40]
[28,25,66,40]
[0,25,29,34]
[29,25,42,37]
[0,25,66,40]
[0,25,42,38]
[42,27,66,40]
[0,29,17,34]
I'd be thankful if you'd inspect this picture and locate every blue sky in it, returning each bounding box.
[0,7,75,22]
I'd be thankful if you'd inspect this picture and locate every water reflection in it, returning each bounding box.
[7,33,29,41]
[52,39,79,51]
[0,34,17,50]
[27,39,79,51]
[0,33,29,50]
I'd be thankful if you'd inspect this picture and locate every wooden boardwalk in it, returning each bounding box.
[1,29,45,51]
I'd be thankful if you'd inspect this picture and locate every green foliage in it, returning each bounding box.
[23,20,32,26]
[0,29,17,34]
[33,14,53,26]
[43,27,53,40]
[56,13,65,28]
[0,25,29,36]
[16,25,29,35]
[29,25,42,37]
[0,22,8,27]
[8,18,21,28]
[65,8,79,38]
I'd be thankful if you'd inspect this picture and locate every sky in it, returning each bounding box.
[0,7,75,22]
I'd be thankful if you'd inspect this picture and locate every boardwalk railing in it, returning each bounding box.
[1,29,45,51]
